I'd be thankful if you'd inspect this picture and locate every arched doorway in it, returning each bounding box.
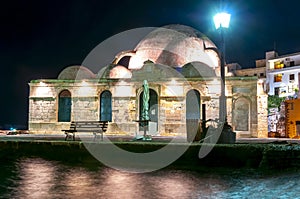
[186,89,200,142]
[58,90,72,122]
[139,89,158,131]
[233,97,250,133]
[100,90,112,122]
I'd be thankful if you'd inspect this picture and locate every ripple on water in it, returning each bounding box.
[0,157,300,198]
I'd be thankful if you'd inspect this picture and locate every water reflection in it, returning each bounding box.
[12,158,55,198]
[1,157,300,198]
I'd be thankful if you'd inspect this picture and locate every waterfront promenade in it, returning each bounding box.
[2,131,300,171]
[1,131,300,144]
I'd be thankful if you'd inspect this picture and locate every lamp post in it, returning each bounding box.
[213,12,231,123]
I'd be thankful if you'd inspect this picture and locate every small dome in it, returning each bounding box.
[58,65,96,80]
[131,60,183,81]
[181,62,216,78]
[109,65,132,79]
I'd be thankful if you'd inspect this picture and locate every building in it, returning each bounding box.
[236,50,300,98]
[234,60,266,78]
[266,51,300,98]
[285,99,300,138]
[225,49,300,138]
[248,50,300,137]
[28,24,268,139]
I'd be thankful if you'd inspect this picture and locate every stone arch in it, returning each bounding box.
[100,90,112,122]
[58,89,72,122]
[233,97,251,132]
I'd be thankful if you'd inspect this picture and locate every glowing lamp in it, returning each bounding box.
[213,12,231,29]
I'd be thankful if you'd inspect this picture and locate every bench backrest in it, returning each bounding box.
[70,121,108,132]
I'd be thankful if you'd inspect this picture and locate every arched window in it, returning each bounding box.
[58,90,72,122]
[117,56,131,68]
[100,90,112,122]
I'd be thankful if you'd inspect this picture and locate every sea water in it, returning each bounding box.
[0,157,300,199]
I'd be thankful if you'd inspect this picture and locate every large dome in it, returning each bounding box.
[123,24,219,69]
[135,24,216,50]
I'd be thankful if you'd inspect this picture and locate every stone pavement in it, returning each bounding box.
[1,132,300,144]
[236,137,300,144]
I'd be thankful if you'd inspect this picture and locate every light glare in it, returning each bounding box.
[213,12,231,29]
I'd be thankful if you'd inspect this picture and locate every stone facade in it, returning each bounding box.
[28,62,268,138]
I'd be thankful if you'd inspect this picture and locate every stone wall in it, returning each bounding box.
[112,97,136,135]
[29,97,56,122]
[29,82,59,133]
[72,97,99,121]
[257,79,268,137]
[4,141,300,170]
[160,96,185,135]
[28,77,268,138]
[227,77,267,138]
[257,95,268,137]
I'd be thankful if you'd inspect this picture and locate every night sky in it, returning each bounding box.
[1,0,300,128]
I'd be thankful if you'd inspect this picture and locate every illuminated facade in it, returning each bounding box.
[285,99,300,138]
[266,51,300,98]
[28,25,268,139]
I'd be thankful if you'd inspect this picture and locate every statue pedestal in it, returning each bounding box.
[218,124,236,144]
[134,120,152,141]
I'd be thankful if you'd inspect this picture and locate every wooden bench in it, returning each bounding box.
[62,121,108,141]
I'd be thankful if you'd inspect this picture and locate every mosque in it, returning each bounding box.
[28,24,268,139]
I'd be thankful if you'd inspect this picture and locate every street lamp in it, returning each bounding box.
[213,12,231,29]
[213,12,231,123]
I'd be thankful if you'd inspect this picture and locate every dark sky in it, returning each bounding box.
[1,0,300,128]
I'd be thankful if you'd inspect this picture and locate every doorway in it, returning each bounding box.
[139,89,158,132]
[58,90,72,122]
[186,89,200,142]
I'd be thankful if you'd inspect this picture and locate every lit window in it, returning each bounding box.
[274,61,284,69]
[274,74,283,82]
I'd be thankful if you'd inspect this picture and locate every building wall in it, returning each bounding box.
[266,51,300,97]
[28,76,268,138]
[267,67,300,97]
[235,67,266,78]
[285,99,300,138]
[227,77,268,138]
[29,82,62,133]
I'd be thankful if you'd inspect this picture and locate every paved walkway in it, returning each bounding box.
[1,133,300,144]
[237,137,300,144]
